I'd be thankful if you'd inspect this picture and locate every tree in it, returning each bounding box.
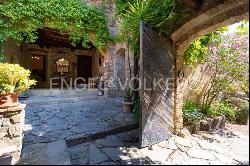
[199,27,249,110]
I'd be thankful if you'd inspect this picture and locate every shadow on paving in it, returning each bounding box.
[17,90,138,165]
[67,128,249,165]
[67,129,159,165]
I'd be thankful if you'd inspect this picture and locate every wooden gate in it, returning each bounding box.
[139,22,175,148]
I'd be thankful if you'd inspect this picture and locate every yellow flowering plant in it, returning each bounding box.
[0,63,36,94]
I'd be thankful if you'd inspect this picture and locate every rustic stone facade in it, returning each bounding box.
[0,104,26,164]
[3,0,133,98]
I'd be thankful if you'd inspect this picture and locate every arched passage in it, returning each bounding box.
[170,0,249,133]
[115,48,126,87]
[172,0,249,60]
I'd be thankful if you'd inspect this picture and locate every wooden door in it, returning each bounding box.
[139,22,175,148]
[77,56,92,83]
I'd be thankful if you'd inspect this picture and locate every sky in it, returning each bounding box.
[224,21,249,35]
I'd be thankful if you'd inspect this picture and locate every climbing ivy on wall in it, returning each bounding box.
[0,0,111,61]
[183,33,215,67]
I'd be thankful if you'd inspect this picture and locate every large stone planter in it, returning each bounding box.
[0,104,26,165]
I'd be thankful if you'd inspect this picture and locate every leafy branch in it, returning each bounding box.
[0,0,111,60]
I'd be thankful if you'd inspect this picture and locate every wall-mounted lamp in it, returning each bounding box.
[99,54,102,66]
[178,69,184,80]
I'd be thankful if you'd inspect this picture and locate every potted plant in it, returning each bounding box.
[123,85,134,113]
[0,63,36,109]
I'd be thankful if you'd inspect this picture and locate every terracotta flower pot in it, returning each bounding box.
[0,93,19,109]
[123,101,134,113]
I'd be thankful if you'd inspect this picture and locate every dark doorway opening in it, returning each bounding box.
[31,55,47,83]
[77,56,92,84]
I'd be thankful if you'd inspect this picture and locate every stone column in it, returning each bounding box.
[104,0,120,98]
[0,104,26,164]
[173,52,184,134]
[103,45,117,98]
[175,85,184,133]
[85,0,130,98]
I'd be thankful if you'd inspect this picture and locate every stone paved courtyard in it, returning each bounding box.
[18,89,137,164]
[68,128,249,165]
[20,89,136,146]
[17,90,249,165]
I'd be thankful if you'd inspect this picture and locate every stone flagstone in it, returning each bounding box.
[18,140,71,165]
[103,147,125,161]
[186,147,217,161]
[89,143,109,164]
[21,92,136,146]
[67,128,249,165]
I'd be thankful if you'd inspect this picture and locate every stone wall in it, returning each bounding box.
[103,42,134,98]
[174,63,212,133]
[99,0,134,98]
[178,64,211,102]
[186,116,225,134]
[0,104,26,164]
[3,40,23,65]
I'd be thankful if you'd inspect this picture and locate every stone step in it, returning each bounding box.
[20,89,124,105]
[28,89,100,97]
[21,96,123,106]
[17,140,71,165]
[66,123,139,148]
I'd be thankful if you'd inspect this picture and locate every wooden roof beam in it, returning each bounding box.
[46,34,70,41]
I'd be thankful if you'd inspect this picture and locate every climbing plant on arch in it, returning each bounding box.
[0,0,111,61]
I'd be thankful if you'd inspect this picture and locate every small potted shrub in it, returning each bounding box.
[0,63,36,108]
[123,86,134,113]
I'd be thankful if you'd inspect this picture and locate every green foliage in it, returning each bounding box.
[123,85,133,102]
[116,0,181,56]
[0,63,36,94]
[186,22,249,109]
[240,80,249,96]
[183,100,238,123]
[0,0,110,51]
[133,98,140,122]
[146,0,181,34]
[184,33,215,67]
[207,102,236,122]
[183,21,249,124]
[201,30,248,108]
[236,20,249,35]
[236,102,249,125]
[184,21,248,67]
[184,26,229,67]
[182,100,203,124]
[0,54,4,62]
[115,0,136,16]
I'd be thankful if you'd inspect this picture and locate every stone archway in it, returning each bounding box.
[115,48,126,87]
[170,0,249,133]
[111,48,126,97]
